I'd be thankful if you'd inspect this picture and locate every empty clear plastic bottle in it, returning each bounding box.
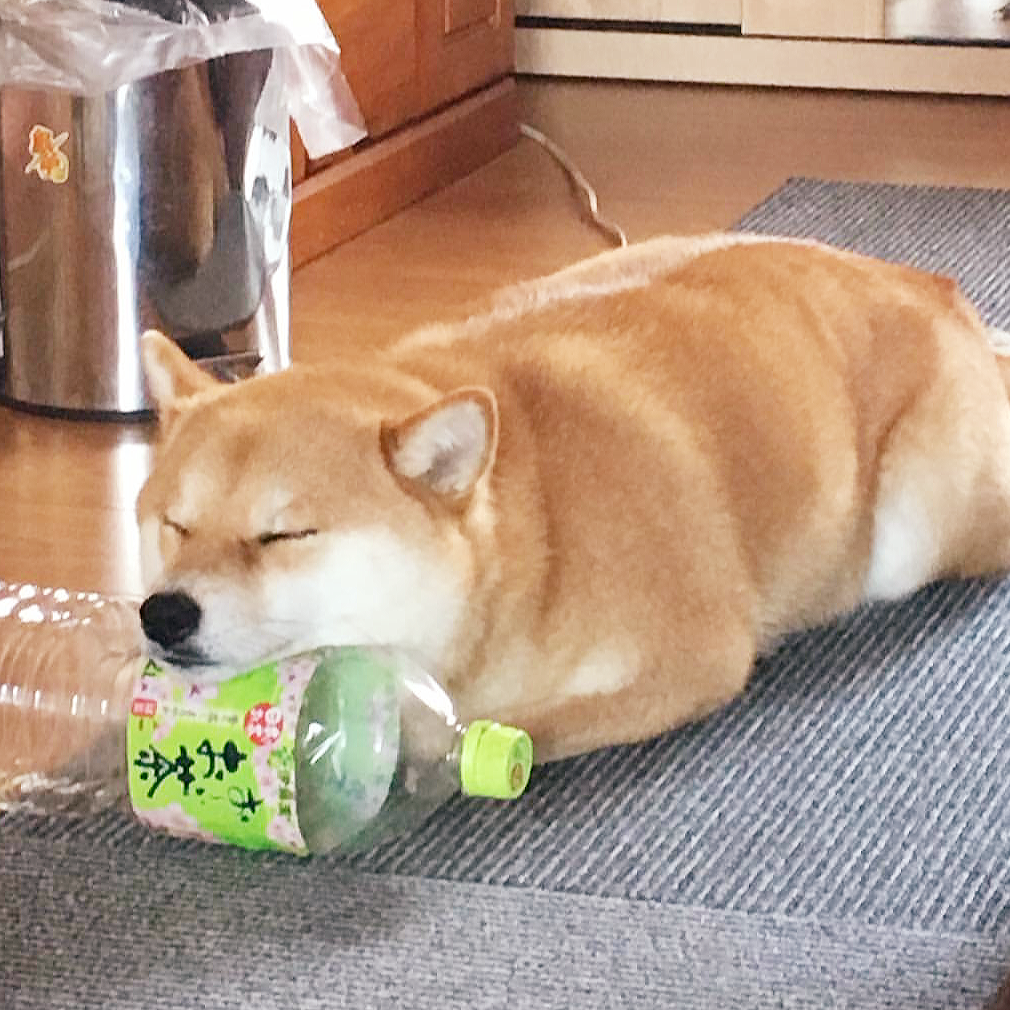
[0,581,144,814]
[0,581,534,854]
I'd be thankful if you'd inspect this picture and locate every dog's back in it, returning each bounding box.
[138,235,1010,760]
[382,237,1010,755]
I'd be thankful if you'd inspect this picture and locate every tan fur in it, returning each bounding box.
[138,235,1010,761]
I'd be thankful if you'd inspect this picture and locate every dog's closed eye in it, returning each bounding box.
[256,529,319,547]
[163,517,190,538]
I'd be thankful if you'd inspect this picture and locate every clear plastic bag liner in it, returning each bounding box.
[0,0,366,158]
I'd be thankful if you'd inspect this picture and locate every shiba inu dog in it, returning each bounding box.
[137,233,1010,761]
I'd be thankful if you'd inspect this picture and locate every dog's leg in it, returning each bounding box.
[867,323,1010,599]
[988,329,1010,407]
[495,631,757,763]
[987,327,1010,358]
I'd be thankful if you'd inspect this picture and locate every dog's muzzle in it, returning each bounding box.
[139,590,210,666]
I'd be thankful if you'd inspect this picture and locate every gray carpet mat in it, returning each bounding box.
[5,178,1010,1008]
[4,843,1006,1010]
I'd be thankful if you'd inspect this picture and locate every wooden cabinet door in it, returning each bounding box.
[417,0,514,114]
[316,0,513,141]
[317,0,422,138]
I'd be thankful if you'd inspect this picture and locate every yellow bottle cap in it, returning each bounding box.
[460,720,533,799]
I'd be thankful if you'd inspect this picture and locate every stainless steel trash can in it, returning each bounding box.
[0,49,292,418]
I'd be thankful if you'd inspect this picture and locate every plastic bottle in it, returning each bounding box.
[0,581,534,855]
[0,582,145,815]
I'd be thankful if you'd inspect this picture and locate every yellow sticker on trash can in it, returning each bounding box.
[25,125,69,185]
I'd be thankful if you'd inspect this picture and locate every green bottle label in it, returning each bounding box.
[127,655,318,855]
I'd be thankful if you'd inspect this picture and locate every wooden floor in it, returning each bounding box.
[5,78,1010,598]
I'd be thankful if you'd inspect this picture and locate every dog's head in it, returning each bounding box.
[137,331,499,680]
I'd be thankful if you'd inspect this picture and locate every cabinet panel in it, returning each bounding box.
[293,0,519,260]
[317,0,420,137]
[419,0,514,114]
[316,0,513,141]
[447,0,499,33]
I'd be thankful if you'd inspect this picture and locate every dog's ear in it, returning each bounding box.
[381,388,499,509]
[141,330,219,425]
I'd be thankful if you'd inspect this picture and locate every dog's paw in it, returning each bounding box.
[988,327,1010,357]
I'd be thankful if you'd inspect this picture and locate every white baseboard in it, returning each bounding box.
[516,27,1010,95]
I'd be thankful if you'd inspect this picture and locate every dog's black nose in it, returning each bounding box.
[140,591,202,648]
